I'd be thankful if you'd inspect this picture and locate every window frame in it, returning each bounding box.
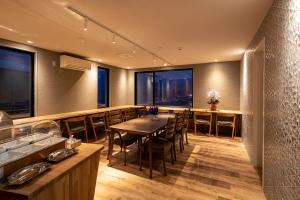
[97,66,109,108]
[0,45,35,118]
[134,68,193,107]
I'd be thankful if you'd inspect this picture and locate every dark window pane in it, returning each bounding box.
[155,70,192,107]
[136,72,153,105]
[0,47,34,118]
[98,67,109,107]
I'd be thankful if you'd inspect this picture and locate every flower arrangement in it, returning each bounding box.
[207,89,220,110]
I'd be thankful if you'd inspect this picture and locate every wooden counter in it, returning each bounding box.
[0,143,104,200]
[157,106,242,115]
[13,105,142,125]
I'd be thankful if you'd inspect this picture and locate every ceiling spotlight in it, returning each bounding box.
[127,66,131,69]
[112,33,116,44]
[132,46,137,54]
[26,40,33,44]
[153,56,157,62]
[163,63,168,66]
[214,59,218,62]
[83,18,88,31]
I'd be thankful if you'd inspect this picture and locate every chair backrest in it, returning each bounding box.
[64,116,87,134]
[107,110,123,126]
[175,112,185,132]
[216,113,236,122]
[124,108,138,121]
[89,112,107,127]
[164,118,176,139]
[137,106,148,116]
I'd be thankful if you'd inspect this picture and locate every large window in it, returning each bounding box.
[0,46,34,118]
[97,67,109,108]
[135,69,193,107]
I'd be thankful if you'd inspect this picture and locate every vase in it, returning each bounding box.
[209,104,217,111]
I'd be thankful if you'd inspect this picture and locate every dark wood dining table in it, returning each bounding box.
[108,114,175,179]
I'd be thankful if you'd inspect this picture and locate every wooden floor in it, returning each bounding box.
[94,133,265,200]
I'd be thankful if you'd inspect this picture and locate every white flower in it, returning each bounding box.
[207,89,221,99]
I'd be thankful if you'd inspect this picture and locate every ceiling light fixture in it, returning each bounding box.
[27,40,33,44]
[66,6,173,66]
[153,56,157,62]
[132,46,137,54]
[112,33,116,44]
[83,18,88,31]
[127,66,131,69]
[214,59,218,62]
[163,63,168,66]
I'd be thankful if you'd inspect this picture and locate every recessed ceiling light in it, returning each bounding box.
[83,18,88,31]
[112,33,116,44]
[97,59,102,62]
[163,63,168,66]
[27,40,33,44]
[214,59,218,62]
[127,66,131,69]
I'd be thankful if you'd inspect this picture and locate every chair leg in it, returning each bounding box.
[170,145,174,165]
[194,124,197,135]
[185,131,188,144]
[173,142,177,161]
[181,134,184,151]
[124,146,127,166]
[209,124,212,136]
[232,126,235,139]
[120,146,123,152]
[138,138,142,170]
[162,153,167,176]
[216,124,219,137]
[84,130,89,143]
[92,127,98,140]
[179,139,183,153]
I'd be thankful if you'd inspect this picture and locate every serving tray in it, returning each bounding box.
[7,162,51,186]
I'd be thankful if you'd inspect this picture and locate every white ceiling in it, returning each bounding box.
[0,0,273,69]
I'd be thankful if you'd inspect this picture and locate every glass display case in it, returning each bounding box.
[0,120,66,180]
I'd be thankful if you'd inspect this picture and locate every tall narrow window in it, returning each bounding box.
[135,72,153,105]
[135,69,193,107]
[0,46,34,118]
[98,67,109,108]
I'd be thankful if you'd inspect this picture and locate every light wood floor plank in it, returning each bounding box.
[94,134,265,200]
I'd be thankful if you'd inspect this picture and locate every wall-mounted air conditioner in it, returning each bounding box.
[60,55,91,71]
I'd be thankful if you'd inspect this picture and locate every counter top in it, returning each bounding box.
[0,143,104,199]
[157,106,242,115]
[13,105,142,125]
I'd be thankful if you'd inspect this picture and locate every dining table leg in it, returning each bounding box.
[148,134,153,179]
[108,129,114,166]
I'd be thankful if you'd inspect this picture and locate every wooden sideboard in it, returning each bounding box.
[0,143,104,200]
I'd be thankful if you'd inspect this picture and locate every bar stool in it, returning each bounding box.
[216,113,236,139]
[194,112,213,136]
[88,112,107,140]
[64,116,88,142]
[124,108,138,121]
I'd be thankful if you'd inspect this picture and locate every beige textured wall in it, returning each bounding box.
[0,38,129,116]
[128,61,240,110]
[240,40,264,168]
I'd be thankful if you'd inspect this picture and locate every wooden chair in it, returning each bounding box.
[124,108,138,121]
[143,117,176,176]
[106,109,139,165]
[137,106,148,117]
[194,112,212,136]
[216,113,236,139]
[64,116,88,142]
[182,109,190,144]
[88,112,107,140]
[172,113,185,161]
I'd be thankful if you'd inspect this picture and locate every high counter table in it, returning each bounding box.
[13,105,143,125]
